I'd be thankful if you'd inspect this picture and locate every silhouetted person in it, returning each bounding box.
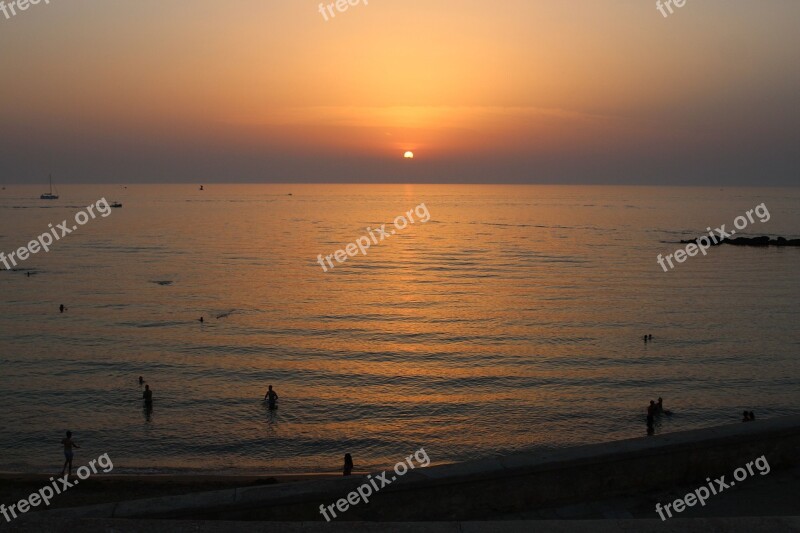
[343,453,353,476]
[59,304,65,313]
[656,397,672,416]
[138,376,144,385]
[264,385,278,410]
[647,400,658,433]
[61,431,80,476]
[26,272,31,277]
[647,401,656,433]
[199,316,204,323]
[643,335,648,343]
[749,411,755,421]
[143,384,153,409]
[742,410,750,422]
[648,334,653,340]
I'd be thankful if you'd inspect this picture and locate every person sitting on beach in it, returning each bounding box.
[343,453,353,476]
[143,385,153,408]
[61,431,80,477]
[264,385,278,410]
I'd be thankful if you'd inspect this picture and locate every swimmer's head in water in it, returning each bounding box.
[66,430,72,437]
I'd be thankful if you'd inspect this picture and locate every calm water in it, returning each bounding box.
[0,184,799,474]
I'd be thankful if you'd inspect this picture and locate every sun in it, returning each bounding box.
[403,151,414,159]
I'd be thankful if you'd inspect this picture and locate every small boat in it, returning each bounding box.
[40,174,58,200]
[111,202,123,208]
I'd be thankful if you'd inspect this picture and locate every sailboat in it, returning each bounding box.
[40,174,59,200]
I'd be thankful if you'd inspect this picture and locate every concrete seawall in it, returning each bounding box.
[38,415,800,522]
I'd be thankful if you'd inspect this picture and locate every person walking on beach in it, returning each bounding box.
[343,453,354,476]
[143,384,153,409]
[264,385,278,410]
[61,431,80,477]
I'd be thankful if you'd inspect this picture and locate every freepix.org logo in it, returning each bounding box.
[319,448,430,521]
[318,0,368,22]
[316,203,430,272]
[0,198,112,271]
[0,0,52,22]
[1,453,114,523]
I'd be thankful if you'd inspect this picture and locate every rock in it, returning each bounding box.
[678,235,800,247]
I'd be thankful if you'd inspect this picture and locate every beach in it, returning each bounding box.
[0,473,338,512]
[2,1,799,528]
[4,416,800,529]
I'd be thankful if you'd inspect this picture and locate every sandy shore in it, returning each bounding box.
[0,472,343,510]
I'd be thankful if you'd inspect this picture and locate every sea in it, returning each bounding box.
[0,184,798,474]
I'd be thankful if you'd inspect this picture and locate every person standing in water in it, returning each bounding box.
[264,385,278,410]
[646,400,656,434]
[61,431,80,477]
[343,453,354,476]
[143,384,153,409]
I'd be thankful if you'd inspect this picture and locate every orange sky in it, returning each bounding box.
[0,0,798,183]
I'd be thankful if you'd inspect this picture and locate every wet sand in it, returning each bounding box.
[0,472,341,511]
